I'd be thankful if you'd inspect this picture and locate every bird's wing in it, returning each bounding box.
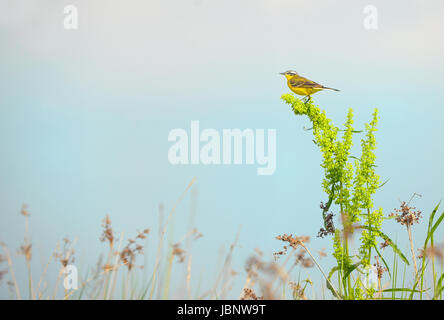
[289,76,323,89]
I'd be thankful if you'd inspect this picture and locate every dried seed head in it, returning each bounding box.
[240,288,263,300]
[102,264,112,272]
[136,230,149,240]
[18,243,32,262]
[380,238,391,250]
[276,234,309,249]
[373,257,387,280]
[53,238,75,267]
[317,248,327,258]
[289,281,310,300]
[274,234,310,260]
[20,204,30,217]
[172,243,185,263]
[192,228,203,240]
[318,213,335,238]
[100,214,115,246]
[245,255,287,281]
[0,270,7,283]
[418,245,444,261]
[111,223,150,271]
[340,212,362,240]
[390,202,422,227]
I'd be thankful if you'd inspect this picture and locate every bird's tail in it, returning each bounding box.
[322,86,340,92]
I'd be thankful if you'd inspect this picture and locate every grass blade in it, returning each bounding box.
[383,288,425,293]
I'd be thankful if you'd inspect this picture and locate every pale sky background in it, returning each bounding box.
[1,0,444,299]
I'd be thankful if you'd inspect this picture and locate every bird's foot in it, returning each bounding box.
[303,96,312,104]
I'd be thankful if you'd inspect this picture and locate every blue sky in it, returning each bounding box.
[1,0,444,298]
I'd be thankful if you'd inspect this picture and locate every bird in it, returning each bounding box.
[280,70,339,102]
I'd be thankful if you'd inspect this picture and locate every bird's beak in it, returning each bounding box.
[279,72,285,75]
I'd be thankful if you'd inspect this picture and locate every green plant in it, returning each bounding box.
[281,94,408,299]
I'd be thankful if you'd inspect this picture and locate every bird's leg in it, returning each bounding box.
[304,95,312,104]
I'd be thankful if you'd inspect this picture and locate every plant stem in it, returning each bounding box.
[0,243,21,299]
[340,200,352,297]
[407,225,418,278]
[367,208,372,263]
[299,242,341,299]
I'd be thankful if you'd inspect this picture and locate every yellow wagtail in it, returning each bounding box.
[280,70,339,102]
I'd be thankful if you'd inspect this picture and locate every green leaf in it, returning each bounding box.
[429,211,444,240]
[418,202,442,298]
[433,273,444,300]
[424,202,441,245]
[433,274,444,300]
[383,288,425,293]
[361,226,409,265]
[326,266,344,300]
[377,178,390,189]
[344,261,363,280]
